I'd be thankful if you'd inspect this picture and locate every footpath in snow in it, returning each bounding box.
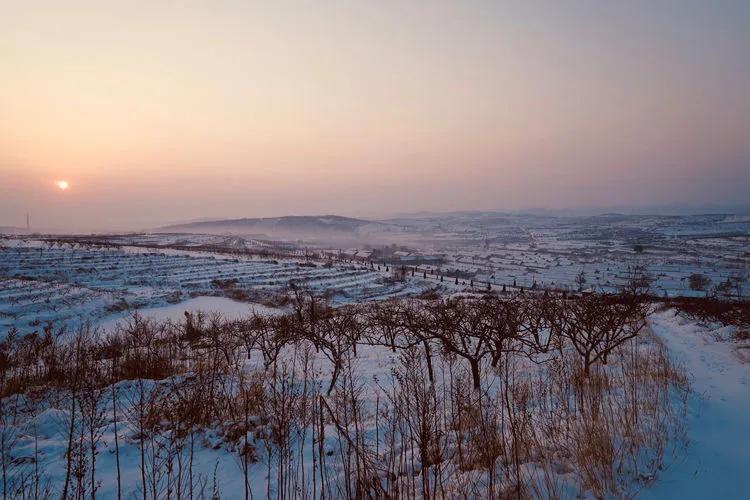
[642,310,750,499]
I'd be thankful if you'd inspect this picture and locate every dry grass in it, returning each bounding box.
[0,291,689,498]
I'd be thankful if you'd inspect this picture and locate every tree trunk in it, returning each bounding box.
[327,359,341,395]
[469,359,481,391]
[583,353,592,377]
[423,341,435,385]
[112,382,122,500]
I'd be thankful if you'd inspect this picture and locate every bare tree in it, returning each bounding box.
[415,298,495,390]
[554,294,650,376]
[310,306,361,395]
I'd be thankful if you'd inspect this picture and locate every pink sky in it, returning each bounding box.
[2,1,749,231]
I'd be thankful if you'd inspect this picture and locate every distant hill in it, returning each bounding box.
[160,215,398,242]
[0,226,30,235]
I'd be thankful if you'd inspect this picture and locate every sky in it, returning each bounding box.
[2,0,749,231]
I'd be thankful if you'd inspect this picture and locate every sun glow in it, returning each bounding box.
[55,180,70,190]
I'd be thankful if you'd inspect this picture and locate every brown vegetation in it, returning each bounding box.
[0,290,689,498]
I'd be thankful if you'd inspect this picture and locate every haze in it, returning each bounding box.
[2,0,749,231]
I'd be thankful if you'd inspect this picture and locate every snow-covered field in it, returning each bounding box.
[1,217,749,498]
[0,238,432,338]
[387,212,750,297]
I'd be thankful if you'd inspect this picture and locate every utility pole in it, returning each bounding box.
[26,213,30,231]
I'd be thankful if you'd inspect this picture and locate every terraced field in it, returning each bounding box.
[0,240,428,337]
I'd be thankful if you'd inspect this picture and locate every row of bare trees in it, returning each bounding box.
[1,289,684,498]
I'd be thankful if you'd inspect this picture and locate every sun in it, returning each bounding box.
[55,180,70,190]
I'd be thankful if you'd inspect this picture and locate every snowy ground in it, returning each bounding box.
[0,238,433,338]
[98,295,283,332]
[2,305,749,497]
[642,310,750,498]
[6,210,749,302]
[378,211,750,297]
[5,343,407,499]
[2,228,749,497]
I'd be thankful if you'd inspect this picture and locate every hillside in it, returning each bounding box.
[160,215,397,242]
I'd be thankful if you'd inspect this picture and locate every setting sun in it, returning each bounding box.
[55,180,70,190]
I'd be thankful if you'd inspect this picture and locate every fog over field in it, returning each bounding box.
[2,1,750,499]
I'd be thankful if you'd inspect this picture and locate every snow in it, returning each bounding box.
[4,305,750,497]
[642,310,750,499]
[0,239,435,338]
[98,296,282,332]
[3,225,750,496]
